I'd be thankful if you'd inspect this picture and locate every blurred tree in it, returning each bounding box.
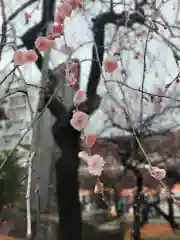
[0,150,23,212]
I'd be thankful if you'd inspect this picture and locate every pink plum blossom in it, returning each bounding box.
[151,167,166,180]
[87,154,105,176]
[25,50,38,62]
[55,11,65,24]
[57,2,72,17]
[13,51,27,65]
[67,77,78,88]
[65,60,77,72]
[66,0,82,9]
[104,56,118,73]
[94,182,104,193]
[78,151,89,162]
[65,70,78,88]
[72,62,79,76]
[51,23,63,34]
[78,151,105,176]
[70,111,88,131]
[109,205,117,217]
[65,61,79,88]
[24,11,31,20]
[13,50,38,65]
[35,37,55,51]
[85,133,96,147]
[73,90,86,105]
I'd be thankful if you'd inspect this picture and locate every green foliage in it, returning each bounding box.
[0,149,24,207]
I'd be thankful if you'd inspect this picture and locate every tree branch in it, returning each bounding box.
[7,0,38,22]
[86,10,146,114]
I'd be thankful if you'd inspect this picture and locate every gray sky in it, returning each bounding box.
[1,0,180,136]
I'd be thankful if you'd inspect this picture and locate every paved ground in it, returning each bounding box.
[0,221,15,235]
[0,208,180,239]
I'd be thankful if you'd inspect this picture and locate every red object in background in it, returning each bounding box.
[135,51,143,59]
[85,134,96,148]
[72,62,79,76]
[52,23,63,34]
[0,108,8,120]
[135,31,142,37]
[24,11,31,19]
[176,21,180,25]
[136,52,141,57]
[24,11,31,24]
[176,78,180,83]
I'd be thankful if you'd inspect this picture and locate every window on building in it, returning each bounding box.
[4,138,11,144]
[21,134,30,145]
[5,122,12,129]
[9,95,26,108]
[0,107,7,120]
[8,109,19,120]
[4,133,21,141]
[1,99,7,104]
[8,107,26,121]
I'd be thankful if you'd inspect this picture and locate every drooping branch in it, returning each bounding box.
[86,10,146,114]
[0,0,7,60]
[153,200,179,230]
[7,0,38,22]
[21,22,44,70]
[21,0,56,71]
[140,197,179,231]
[120,139,143,240]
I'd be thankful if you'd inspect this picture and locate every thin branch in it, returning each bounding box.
[0,0,7,60]
[0,85,65,171]
[0,66,17,86]
[7,0,38,22]
[26,150,36,239]
[140,22,152,128]
[107,79,180,103]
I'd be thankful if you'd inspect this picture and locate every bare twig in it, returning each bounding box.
[26,150,36,239]
[0,0,7,60]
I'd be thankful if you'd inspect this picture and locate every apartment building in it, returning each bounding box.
[0,70,39,152]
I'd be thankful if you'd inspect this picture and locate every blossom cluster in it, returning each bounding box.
[13,0,168,218]
[14,1,106,177]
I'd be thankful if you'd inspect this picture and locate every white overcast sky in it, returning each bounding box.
[1,0,180,135]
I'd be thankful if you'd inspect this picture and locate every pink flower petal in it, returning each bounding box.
[104,56,118,73]
[109,205,117,217]
[13,51,27,65]
[78,151,89,162]
[56,2,72,17]
[73,90,86,105]
[87,154,105,176]
[151,167,166,180]
[85,133,96,147]
[94,182,104,193]
[35,37,55,51]
[55,11,65,24]
[70,111,88,131]
[51,23,63,34]
[25,49,38,62]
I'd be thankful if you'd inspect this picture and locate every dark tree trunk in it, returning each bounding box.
[55,164,81,240]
